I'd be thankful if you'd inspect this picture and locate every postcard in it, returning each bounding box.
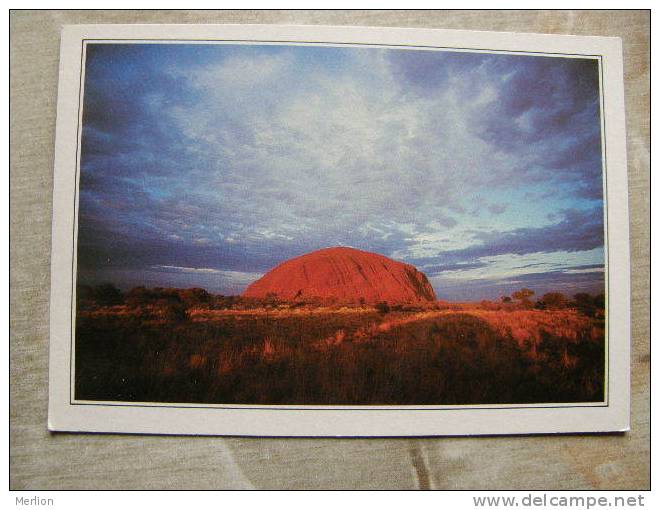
[48,24,630,436]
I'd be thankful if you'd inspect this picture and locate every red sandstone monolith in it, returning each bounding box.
[243,246,436,304]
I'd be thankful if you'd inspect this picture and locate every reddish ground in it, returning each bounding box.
[75,290,605,406]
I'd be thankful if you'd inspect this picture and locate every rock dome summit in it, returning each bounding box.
[243,246,437,304]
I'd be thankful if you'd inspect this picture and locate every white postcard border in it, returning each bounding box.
[48,24,630,436]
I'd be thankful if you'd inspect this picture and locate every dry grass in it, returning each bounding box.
[75,295,605,405]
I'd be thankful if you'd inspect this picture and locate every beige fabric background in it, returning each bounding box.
[10,10,650,490]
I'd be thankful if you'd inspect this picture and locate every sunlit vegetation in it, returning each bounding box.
[75,285,606,405]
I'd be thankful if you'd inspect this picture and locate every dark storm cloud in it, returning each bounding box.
[76,43,606,298]
[434,267,604,302]
[387,49,489,94]
[562,263,605,272]
[389,51,603,199]
[507,268,604,284]
[424,261,489,275]
[465,207,604,257]
[412,207,604,268]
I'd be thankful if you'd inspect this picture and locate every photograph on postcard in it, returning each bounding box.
[71,40,610,408]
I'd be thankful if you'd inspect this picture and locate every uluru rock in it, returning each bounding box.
[243,246,437,304]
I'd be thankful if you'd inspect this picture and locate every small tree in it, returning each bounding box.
[125,286,153,307]
[76,284,94,309]
[179,288,211,307]
[593,294,605,309]
[574,293,604,317]
[512,288,535,308]
[160,302,188,322]
[264,292,279,308]
[93,283,123,306]
[501,296,512,303]
[541,292,567,310]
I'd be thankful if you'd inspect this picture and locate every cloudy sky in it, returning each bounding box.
[77,42,606,300]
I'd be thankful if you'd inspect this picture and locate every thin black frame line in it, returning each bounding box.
[68,38,611,412]
[69,39,85,406]
[600,54,611,407]
[70,401,609,411]
[81,38,605,59]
